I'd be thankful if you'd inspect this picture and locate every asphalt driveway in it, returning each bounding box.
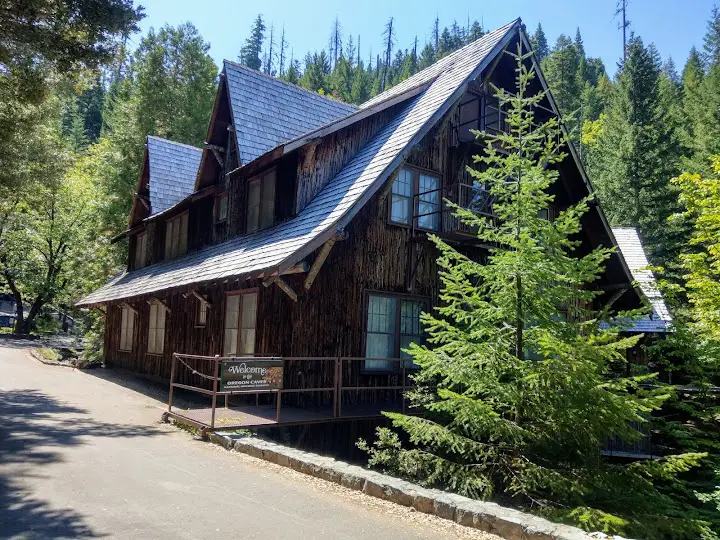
[0,343,495,540]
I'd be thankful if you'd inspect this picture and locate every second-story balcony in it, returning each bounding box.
[410,182,498,240]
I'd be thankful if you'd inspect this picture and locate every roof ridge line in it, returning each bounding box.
[223,59,358,111]
[147,135,203,152]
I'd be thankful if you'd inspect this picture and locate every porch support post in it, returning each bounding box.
[210,355,220,429]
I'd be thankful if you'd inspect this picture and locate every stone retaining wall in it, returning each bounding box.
[205,431,629,540]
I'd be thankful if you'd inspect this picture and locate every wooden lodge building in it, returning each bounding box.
[78,20,645,431]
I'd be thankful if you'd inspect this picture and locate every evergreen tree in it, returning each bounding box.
[381,18,395,91]
[329,16,343,70]
[239,15,266,71]
[587,36,684,268]
[703,5,720,70]
[350,61,371,104]
[680,47,704,157]
[574,27,585,57]
[530,23,549,61]
[542,34,581,134]
[300,52,327,92]
[418,43,436,70]
[360,46,704,538]
[285,59,300,85]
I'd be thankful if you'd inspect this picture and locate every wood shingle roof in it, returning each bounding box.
[77,20,521,306]
[146,136,202,216]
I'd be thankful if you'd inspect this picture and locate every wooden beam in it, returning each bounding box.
[137,196,150,211]
[274,277,298,302]
[258,261,309,280]
[604,287,628,310]
[304,236,342,290]
[147,297,171,313]
[210,148,224,168]
[119,302,138,316]
[191,289,211,307]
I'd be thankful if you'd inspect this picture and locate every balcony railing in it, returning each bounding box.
[411,182,498,238]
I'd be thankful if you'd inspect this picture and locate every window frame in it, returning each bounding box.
[387,166,442,233]
[164,210,189,260]
[215,192,228,223]
[245,169,276,234]
[223,288,259,357]
[119,305,135,351]
[196,299,208,328]
[134,231,147,270]
[146,301,167,355]
[362,290,430,372]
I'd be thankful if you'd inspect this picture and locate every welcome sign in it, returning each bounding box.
[219,359,284,392]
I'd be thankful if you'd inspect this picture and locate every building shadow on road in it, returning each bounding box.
[0,389,163,538]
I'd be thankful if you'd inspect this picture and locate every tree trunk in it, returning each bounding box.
[21,296,45,335]
[3,270,24,334]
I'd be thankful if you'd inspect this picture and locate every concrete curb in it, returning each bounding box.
[206,432,629,540]
[28,348,75,368]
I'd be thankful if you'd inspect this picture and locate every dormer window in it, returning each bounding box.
[134,232,147,269]
[165,212,188,260]
[246,170,276,234]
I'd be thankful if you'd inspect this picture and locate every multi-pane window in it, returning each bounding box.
[389,167,441,231]
[246,170,276,233]
[457,92,507,142]
[390,169,413,225]
[119,305,135,351]
[216,193,228,222]
[417,173,440,230]
[134,232,147,270]
[223,291,258,356]
[147,302,166,355]
[164,212,188,260]
[365,293,427,370]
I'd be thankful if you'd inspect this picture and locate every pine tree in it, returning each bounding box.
[703,5,720,70]
[329,16,343,70]
[680,47,704,158]
[418,43,436,70]
[350,61,371,104]
[588,36,684,268]
[359,46,703,538]
[264,23,276,75]
[542,35,581,126]
[574,27,585,57]
[530,23,549,61]
[285,58,300,84]
[381,17,395,91]
[239,15,266,71]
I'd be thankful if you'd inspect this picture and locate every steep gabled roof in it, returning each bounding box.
[146,136,202,215]
[224,61,357,165]
[77,20,520,306]
[612,227,672,333]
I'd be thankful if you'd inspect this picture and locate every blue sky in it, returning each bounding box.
[135,0,716,76]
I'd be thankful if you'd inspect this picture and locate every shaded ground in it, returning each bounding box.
[0,345,497,540]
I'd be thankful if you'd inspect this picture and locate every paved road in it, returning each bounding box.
[0,344,495,540]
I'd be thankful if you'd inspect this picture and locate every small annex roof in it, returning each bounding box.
[612,227,672,333]
[146,136,202,216]
[224,61,357,165]
[77,20,520,306]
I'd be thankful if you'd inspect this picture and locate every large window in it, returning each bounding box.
[365,293,427,370]
[164,212,188,260]
[389,167,441,231]
[134,232,147,270]
[147,302,166,355]
[119,305,135,351]
[457,92,506,143]
[223,291,258,356]
[216,193,228,223]
[246,170,276,233]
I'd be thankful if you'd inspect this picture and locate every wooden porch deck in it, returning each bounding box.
[166,402,405,431]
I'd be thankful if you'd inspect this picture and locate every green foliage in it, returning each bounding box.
[359,46,708,538]
[586,36,686,272]
[238,15,266,71]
